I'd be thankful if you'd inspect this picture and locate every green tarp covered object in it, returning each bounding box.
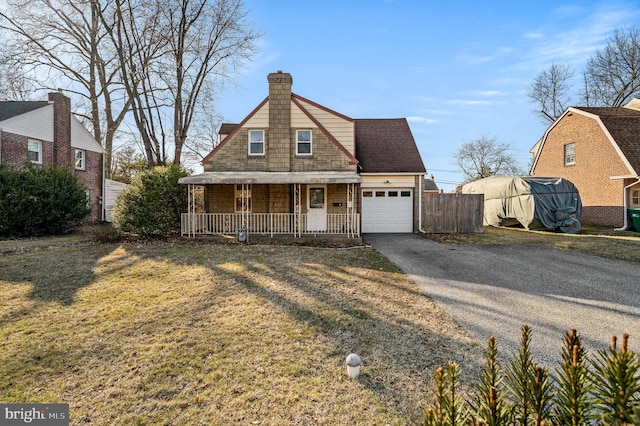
[462,176,582,233]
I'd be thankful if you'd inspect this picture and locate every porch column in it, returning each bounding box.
[239,183,250,232]
[187,184,196,237]
[346,183,355,238]
[294,183,302,238]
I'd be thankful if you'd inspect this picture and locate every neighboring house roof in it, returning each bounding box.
[355,118,426,174]
[0,100,104,154]
[532,104,640,176]
[424,177,439,191]
[573,106,640,174]
[0,101,49,122]
[219,123,238,135]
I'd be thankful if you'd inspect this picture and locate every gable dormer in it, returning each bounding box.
[203,71,357,173]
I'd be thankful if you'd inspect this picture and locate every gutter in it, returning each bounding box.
[418,175,424,232]
[101,151,106,222]
[613,176,640,231]
[418,174,426,233]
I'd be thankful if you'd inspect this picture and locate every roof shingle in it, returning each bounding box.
[0,101,49,122]
[575,106,640,173]
[355,118,426,173]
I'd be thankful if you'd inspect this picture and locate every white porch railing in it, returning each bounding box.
[181,213,360,238]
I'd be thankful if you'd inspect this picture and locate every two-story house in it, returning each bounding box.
[530,99,640,228]
[0,92,105,221]
[179,71,426,239]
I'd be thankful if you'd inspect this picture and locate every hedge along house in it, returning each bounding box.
[179,71,426,239]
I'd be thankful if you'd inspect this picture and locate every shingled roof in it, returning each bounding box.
[218,123,239,135]
[575,106,640,173]
[355,118,426,174]
[216,118,426,174]
[0,101,49,122]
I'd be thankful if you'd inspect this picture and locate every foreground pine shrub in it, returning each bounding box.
[591,333,640,425]
[504,324,536,424]
[421,362,470,426]
[554,329,593,425]
[469,336,511,425]
[422,327,640,426]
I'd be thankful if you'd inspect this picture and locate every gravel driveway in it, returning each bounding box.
[364,233,640,367]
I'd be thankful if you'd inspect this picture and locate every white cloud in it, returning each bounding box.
[471,90,507,97]
[524,32,544,40]
[455,47,514,65]
[407,116,437,124]
[516,3,640,72]
[447,99,496,107]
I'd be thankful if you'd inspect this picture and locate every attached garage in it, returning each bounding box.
[361,188,413,233]
[355,118,426,233]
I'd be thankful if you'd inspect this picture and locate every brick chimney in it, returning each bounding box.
[267,71,292,171]
[48,91,73,168]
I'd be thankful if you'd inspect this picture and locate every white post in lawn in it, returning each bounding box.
[346,353,361,378]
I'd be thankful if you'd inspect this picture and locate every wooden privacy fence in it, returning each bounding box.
[423,193,484,233]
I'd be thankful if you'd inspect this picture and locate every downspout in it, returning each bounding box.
[0,129,3,163]
[614,177,640,231]
[419,174,426,233]
[101,152,106,222]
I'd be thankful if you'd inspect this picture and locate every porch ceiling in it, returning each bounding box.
[178,171,362,185]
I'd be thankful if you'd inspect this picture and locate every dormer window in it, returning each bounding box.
[248,130,264,155]
[296,130,312,155]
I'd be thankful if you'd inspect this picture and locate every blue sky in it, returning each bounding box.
[215,1,640,191]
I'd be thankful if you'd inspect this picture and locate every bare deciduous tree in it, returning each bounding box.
[101,0,170,167]
[0,48,35,100]
[456,136,523,183]
[1,0,259,172]
[0,0,131,177]
[527,63,574,123]
[102,0,259,167]
[582,27,640,107]
[110,145,148,184]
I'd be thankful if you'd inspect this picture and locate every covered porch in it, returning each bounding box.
[179,171,361,239]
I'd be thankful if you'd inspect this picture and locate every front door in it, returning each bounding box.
[307,185,327,231]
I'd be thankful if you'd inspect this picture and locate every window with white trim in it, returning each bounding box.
[75,149,86,170]
[248,130,264,155]
[564,143,575,166]
[632,189,640,207]
[28,139,42,164]
[235,184,252,212]
[296,130,312,155]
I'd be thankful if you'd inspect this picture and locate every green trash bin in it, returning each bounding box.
[629,208,640,231]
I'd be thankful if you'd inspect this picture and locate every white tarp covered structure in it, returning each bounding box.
[461,176,582,233]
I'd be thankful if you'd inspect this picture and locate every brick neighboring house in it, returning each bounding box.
[0,92,105,221]
[179,71,426,238]
[530,99,640,228]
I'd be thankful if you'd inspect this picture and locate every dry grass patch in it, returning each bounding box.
[425,225,640,264]
[0,241,482,425]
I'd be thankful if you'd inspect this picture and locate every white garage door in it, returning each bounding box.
[362,189,413,233]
